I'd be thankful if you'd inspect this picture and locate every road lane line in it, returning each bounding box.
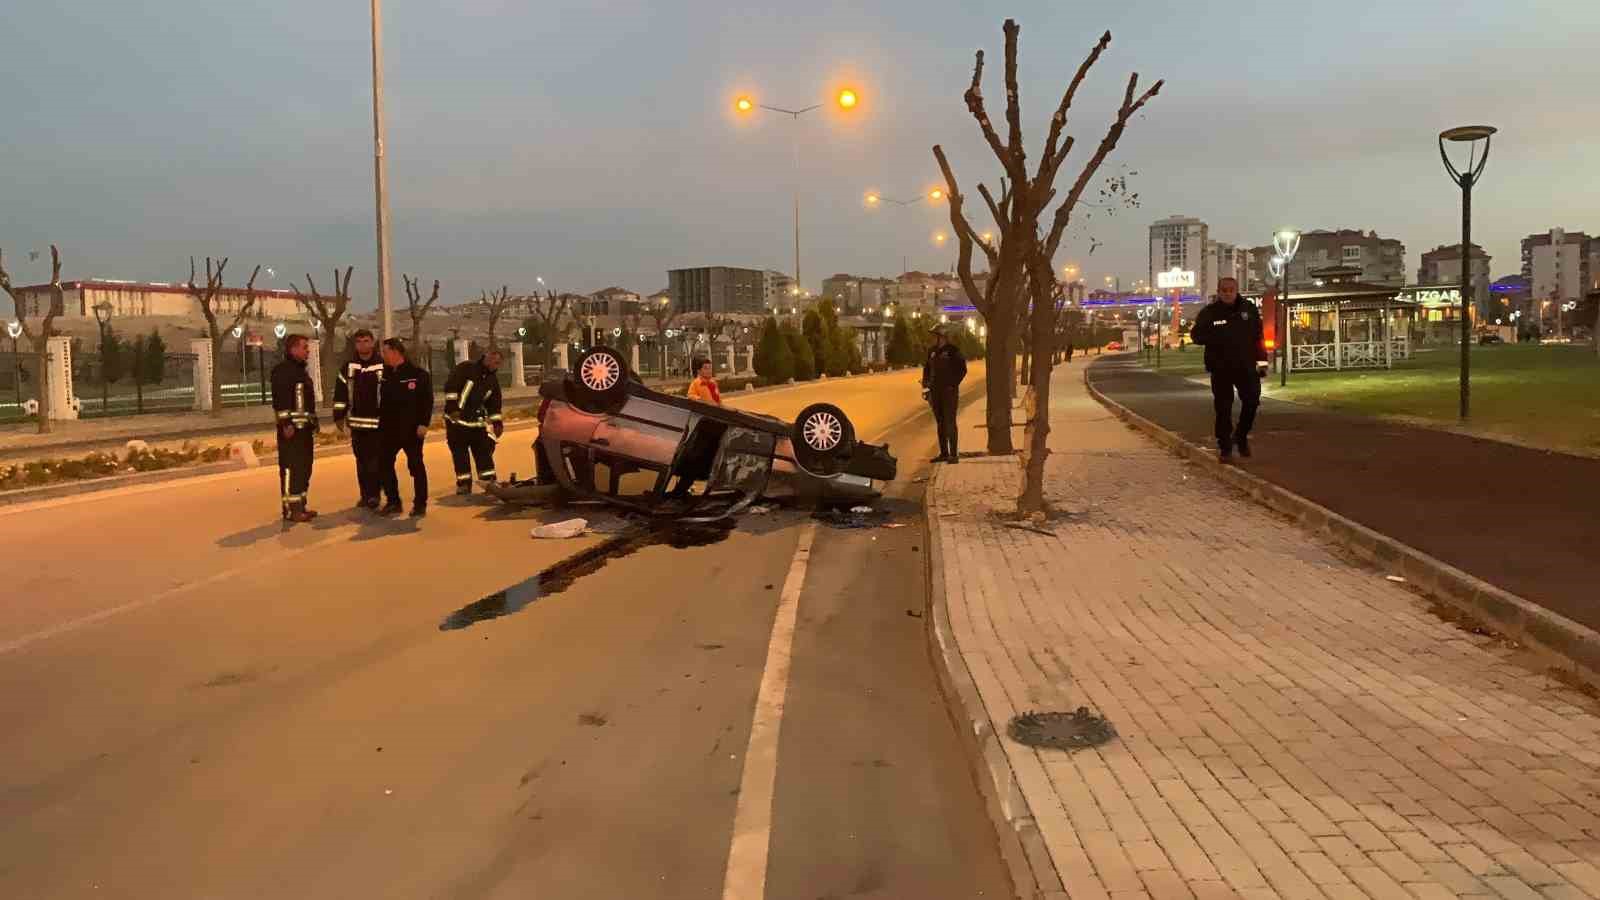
[720,521,816,900]
[0,529,351,657]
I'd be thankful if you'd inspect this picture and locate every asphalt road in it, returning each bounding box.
[0,367,1010,899]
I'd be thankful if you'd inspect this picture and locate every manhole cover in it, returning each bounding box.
[1007,707,1116,751]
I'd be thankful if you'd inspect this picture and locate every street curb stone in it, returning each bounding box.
[925,468,1062,900]
[1084,362,1600,691]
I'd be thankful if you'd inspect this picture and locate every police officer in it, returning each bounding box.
[376,338,434,518]
[332,329,385,509]
[271,333,318,522]
[922,324,968,463]
[442,349,504,494]
[1188,277,1272,461]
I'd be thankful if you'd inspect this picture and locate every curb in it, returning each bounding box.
[1083,364,1600,690]
[924,463,1064,900]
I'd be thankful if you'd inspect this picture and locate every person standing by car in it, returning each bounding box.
[922,324,967,463]
[686,357,722,406]
[442,349,504,494]
[332,329,385,510]
[1188,277,1272,461]
[271,334,318,523]
[376,338,433,518]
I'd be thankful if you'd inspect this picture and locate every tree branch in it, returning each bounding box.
[932,144,993,320]
[1042,75,1164,260]
[1001,19,1028,181]
[1037,30,1110,183]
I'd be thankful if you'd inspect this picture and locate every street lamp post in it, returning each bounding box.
[1272,230,1301,387]
[92,301,112,415]
[736,89,858,295]
[370,0,394,339]
[1439,124,1496,420]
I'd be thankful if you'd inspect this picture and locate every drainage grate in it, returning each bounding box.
[1007,707,1117,752]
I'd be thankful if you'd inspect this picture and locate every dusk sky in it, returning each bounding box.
[3,0,1597,308]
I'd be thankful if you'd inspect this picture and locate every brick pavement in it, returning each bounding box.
[932,369,1600,900]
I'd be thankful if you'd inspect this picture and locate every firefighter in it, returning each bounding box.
[376,337,434,517]
[271,333,319,522]
[332,329,385,509]
[441,349,504,494]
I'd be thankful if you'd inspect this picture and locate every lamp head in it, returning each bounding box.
[1440,125,1497,143]
[1272,230,1301,260]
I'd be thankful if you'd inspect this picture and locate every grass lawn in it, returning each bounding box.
[1141,343,1600,455]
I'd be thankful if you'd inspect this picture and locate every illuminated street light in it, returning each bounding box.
[933,232,947,246]
[1439,123,1496,420]
[928,188,944,201]
[734,85,864,295]
[1271,230,1301,387]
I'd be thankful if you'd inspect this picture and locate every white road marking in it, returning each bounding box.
[720,520,816,900]
[0,529,350,657]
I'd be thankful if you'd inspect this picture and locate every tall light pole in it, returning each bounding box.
[735,88,859,296]
[1272,230,1301,387]
[370,0,394,339]
[1439,125,1496,421]
[865,188,945,279]
[92,302,112,415]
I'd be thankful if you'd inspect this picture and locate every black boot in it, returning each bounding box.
[1235,435,1252,458]
[379,499,403,516]
[455,481,472,496]
[409,503,427,518]
[1218,441,1234,463]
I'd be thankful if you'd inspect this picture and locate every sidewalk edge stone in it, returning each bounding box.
[1084,363,1600,691]
[925,466,1064,900]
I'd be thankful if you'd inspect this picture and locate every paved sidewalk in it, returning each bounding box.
[932,369,1600,900]
[1086,357,1599,633]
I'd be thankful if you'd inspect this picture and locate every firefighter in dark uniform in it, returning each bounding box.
[441,349,504,494]
[332,329,386,509]
[1188,277,1272,461]
[376,338,434,518]
[271,333,319,522]
[921,324,968,463]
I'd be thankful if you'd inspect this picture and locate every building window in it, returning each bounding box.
[1342,246,1362,262]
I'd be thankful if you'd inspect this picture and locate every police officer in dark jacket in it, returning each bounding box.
[1188,277,1271,461]
[376,338,434,517]
[332,329,386,509]
[922,325,968,463]
[442,350,504,494]
[271,334,319,522]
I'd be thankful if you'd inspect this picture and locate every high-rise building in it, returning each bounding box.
[668,267,766,315]
[1206,241,1251,294]
[1418,243,1491,313]
[1149,216,1210,298]
[1248,229,1405,288]
[1521,229,1596,302]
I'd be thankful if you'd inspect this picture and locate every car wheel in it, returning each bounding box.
[792,402,855,472]
[570,346,629,414]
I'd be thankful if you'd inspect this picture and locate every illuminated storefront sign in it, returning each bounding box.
[1392,288,1461,306]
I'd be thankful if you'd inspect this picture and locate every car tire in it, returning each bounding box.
[793,402,855,472]
[570,346,630,414]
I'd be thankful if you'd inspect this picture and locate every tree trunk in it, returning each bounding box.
[982,312,1014,454]
[1017,281,1058,516]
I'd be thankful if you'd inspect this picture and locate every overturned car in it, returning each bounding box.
[485,346,897,521]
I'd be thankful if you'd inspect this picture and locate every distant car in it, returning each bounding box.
[485,347,898,522]
[1478,334,1504,345]
[1105,341,1124,351]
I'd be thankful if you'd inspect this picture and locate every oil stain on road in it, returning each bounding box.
[438,522,734,631]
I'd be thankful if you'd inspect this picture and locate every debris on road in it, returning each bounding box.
[813,508,892,529]
[1003,521,1056,537]
[905,609,923,618]
[850,505,874,513]
[531,518,588,539]
[883,523,908,529]
[747,504,775,515]
[1386,575,1408,583]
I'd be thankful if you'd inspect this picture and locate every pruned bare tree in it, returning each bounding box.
[0,244,66,433]
[480,285,515,351]
[187,256,262,418]
[402,274,441,358]
[524,290,574,370]
[934,19,1161,513]
[291,266,355,405]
